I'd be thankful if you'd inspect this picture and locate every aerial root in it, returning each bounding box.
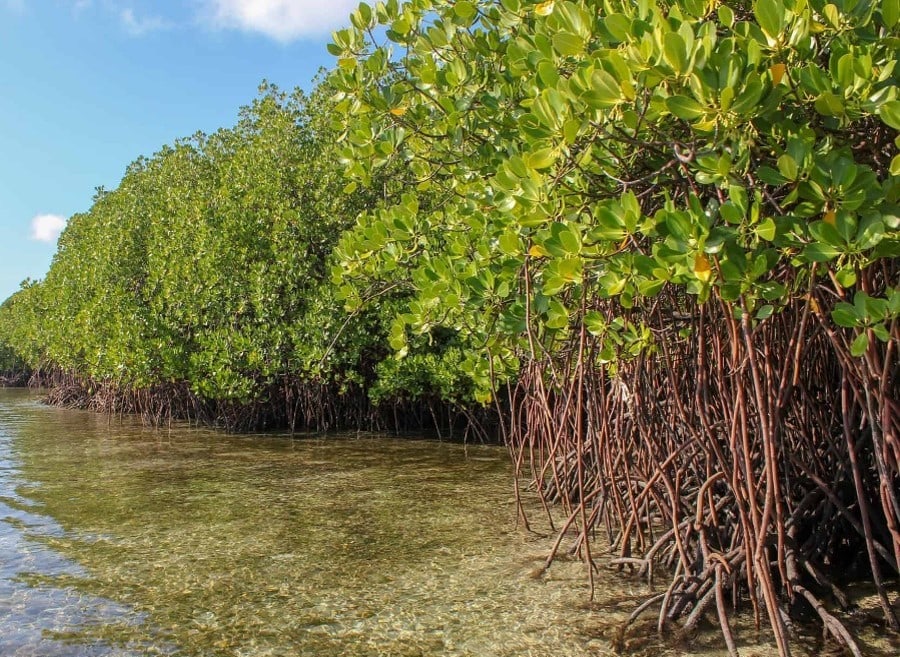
[792,584,863,657]
[715,565,740,657]
[625,592,666,626]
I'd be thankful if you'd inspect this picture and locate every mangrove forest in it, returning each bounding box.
[1,1,898,655]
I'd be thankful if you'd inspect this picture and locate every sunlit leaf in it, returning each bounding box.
[534,1,555,16]
[694,253,713,282]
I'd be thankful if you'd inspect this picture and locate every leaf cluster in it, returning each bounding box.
[329,0,899,398]
[0,81,479,408]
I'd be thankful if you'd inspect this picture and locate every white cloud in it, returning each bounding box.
[30,214,68,243]
[120,7,170,35]
[204,0,359,42]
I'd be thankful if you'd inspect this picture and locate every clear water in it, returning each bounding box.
[1,388,896,657]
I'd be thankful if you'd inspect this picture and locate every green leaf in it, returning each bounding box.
[756,304,775,320]
[592,204,628,240]
[854,291,871,318]
[831,303,858,327]
[663,32,689,75]
[756,217,777,241]
[720,203,744,225]
[804,242,840,262]
[814,93,844,117]
[759,281,786,300]
[638,278,666,297]
[562,118,580,144]
[538,60,560,88]
[864,295,889,321]
[582,70,622,108]
[584,310,606,336]
[872,323,891,342]
[598,271,626,296]
[809,220,844,247]
[835,54,854,89]
[498,231,520,255]
[731,74,764,114]
[834,268,857,288]
[546,299,569,329]
[884,0,899,28]
[552,31,584,56]
[454,1,477,20]
[556,257,582,282]
[554,223,582,254]
[850,331,869,357]
[756,166,788,186]
[542,274,567,296]
[391,17,411,34]
[879,101,900,130]
[755,0,785,39]
[664,211,693,241]
[526,148,558,170]
[666,95,705,120]
[718,4,735,26]
[823,4,841,28]
[855,218,885,250]
[604,13,631,41]
[777,154,799,181]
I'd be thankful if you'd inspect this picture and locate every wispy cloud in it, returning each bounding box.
[30,214,68,243]
[203,0,358,42]
[119,7,170,35]
[70,2,171,35]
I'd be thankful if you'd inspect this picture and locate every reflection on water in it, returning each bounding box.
[0,388,601,656]
[1,388,897,657]
[0,391,166,656]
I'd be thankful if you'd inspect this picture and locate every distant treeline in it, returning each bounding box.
[0,82,490,434]
[0,339,28,386]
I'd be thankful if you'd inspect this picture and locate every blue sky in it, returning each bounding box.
[0,0,358,302]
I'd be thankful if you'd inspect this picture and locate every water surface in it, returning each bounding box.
[0,388,601,656]
[1,388,896,657]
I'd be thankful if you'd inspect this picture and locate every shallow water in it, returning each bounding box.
[0,388,601,656]
[0,388,896,657]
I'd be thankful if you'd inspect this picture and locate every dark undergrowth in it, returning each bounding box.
[32,369,499,441]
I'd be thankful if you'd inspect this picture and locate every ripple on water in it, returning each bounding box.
[0,388,897,657]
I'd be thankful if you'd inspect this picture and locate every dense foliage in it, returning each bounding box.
[0,281,36,383]
[0,339,26,382]
[0,83,485,431]
[331,0,898,395]
[328,0,898,654]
